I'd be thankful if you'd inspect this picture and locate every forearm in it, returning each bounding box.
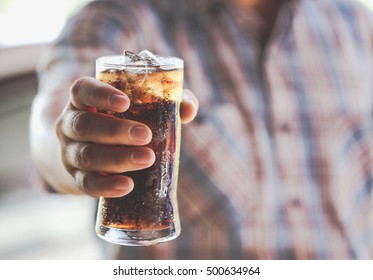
[30,51,101,193]
[28,0,146,193]
[30,79,81,194]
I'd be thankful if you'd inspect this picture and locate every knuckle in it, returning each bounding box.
[71,111,88,138]
[75,172,92,195]
[61,151,75,175]
[70,77,85,98]
[75,144,94,169]
[55,105,70,140]
[55,116,64,139]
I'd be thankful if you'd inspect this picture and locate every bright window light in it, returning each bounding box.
[359,0,373,9]
[0,0,92,47]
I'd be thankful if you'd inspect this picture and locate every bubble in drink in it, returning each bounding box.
[95,51,183,246]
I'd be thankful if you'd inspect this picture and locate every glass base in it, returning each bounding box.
[96,224,180,246]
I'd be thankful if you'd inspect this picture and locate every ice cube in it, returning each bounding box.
[138,50,163,67]
[123,50,142,65]
[123,50,163,67]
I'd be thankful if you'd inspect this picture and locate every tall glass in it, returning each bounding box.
[95,52,183,246]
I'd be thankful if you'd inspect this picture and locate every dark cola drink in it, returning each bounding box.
[95,51,183,245]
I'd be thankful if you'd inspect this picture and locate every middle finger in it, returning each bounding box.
[62,107,152,146]
[66,142,156,173]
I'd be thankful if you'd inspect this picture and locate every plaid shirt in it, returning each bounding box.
[39,0,373,259]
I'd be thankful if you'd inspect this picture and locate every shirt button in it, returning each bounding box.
[279,123,291,133]
[290,198,301,208]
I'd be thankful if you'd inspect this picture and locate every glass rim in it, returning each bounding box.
[96,54,184,71]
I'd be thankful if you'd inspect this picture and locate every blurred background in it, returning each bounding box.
[0,0,373,260]
[0,0,100,260]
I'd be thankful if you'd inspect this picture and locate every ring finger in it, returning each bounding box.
[65,142,156,173]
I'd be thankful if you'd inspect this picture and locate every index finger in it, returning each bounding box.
[181,89,199,124]
[70,77,130,112]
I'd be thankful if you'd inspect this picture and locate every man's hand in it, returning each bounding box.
[55,77,198,198]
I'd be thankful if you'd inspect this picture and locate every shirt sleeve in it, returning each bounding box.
[38,0,139,89]
[351,1,373,65]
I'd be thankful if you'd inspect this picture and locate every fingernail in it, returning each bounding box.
[110,94,128,111]
[130,126,150,143]
[132,150,154,165]
[184,96,196,108]
[114,177,134,193]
